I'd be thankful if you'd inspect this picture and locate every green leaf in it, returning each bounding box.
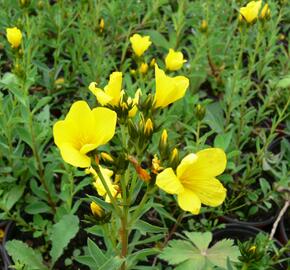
[87,238,107,267]
[5,240,47,270]
[214,131,233,151]
[175,258,206,270]
[184,231,212,251]
[50,214,79,265]
[98,256,125,270]
[276,75,290,88]
[32,97,52,114]
[204,102,224,133]
[5,185,25,211]
[133,220,167,235]
[159,240,200,265]
[143,30,170,49]
[25,201,51,214]
[207,239,240,268]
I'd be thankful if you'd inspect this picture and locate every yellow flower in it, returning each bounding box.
[130,34,152,57]
[154,64,189,108]
[156,148,227,214]
[89,71,122,106]
[6,27,22,48]
[91,166,120,202]
[239,1,270,23]
[139,62,148,74]
[53,101,117,168]
[128,89,142,117]
[165,49,187,71]
[90,201,103,217]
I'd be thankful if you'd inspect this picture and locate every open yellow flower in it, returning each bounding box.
[6,27,22,48]
[53,101,117,168]
[130,34,152,57]
[89,72,122,106]
[92,166,120,202]
[239,1,270,23]
[154,64,189,108]
[156,148,227,214]
[165,49,187,71]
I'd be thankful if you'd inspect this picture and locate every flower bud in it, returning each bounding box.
[200,20,208,32]
[159,129,169,157]
[195,104,206,121]
[139,62,148,74]
[169,148,179,169]
[99,18,105,32]
[6,27,22,49]
[144,118,153,136]
[130,69,137,76]
[90,202,104,218]
[100,152,114,163]
[150,58,156,67]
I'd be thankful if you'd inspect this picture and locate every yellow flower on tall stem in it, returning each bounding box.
[239,0,270,23]
[89,72,122,106]
[154,64,189,108]
[6,27,22,48]
[165,49,187,71]
[130,34,152,57]
[53,101,117,168]
[156,148,227,214]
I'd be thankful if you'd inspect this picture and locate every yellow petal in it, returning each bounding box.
[184,177,226,207]
[177,148,226,180]
[80,143,99,155]
[154,64,189,108]
[156,168,184,194]
[89,82,112,105]
[65,101,96,141]
[92,107,117,146]
[59,143,91,168]
[104,72,122,106]
[177,189,201,214]
[53,120,79,148]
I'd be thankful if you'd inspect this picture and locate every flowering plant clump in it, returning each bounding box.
[0,1,288,270]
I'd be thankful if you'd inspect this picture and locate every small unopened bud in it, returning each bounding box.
[20,0,30,7]
[144,118,153,136]
[195,104,206,121]
[139,63,148,74]
[99,18,105,32]
[169,148,179,168]
[90,202,104,218]
[150,58,156,67]
[200,20,208,32]
[159,129,169,157]
[249,245,256,253]
[130,69,136,76]
[100,152,114,163]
